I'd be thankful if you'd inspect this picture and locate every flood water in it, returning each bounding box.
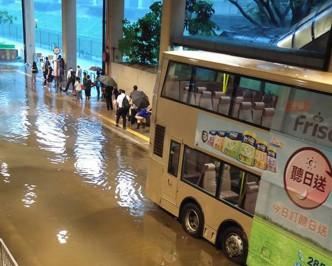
[0,64,234,265]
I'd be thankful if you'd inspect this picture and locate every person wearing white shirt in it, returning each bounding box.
[116,89,130,129]
[63,67,75,93]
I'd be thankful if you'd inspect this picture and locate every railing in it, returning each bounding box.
[0,239,19,266]
[0,23,102,61]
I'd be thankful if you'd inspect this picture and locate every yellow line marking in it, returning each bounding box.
[16,69,150,143]
[90,109,150,142]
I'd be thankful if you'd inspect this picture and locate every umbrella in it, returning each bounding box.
[98,75,117,87]
[131,90,150,109]
[89,66,102,71]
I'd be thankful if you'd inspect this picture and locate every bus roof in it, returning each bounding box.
[163,50,332,94]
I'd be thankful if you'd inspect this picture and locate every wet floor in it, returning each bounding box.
[0,64,234,265]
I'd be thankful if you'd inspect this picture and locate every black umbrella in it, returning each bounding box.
[131,90,149,109]
[89,66,102,71]
[98,75,117,87]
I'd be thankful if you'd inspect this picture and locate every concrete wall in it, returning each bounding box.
[111,63,157,103]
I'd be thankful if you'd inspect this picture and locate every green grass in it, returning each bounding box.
[247,217,332,266]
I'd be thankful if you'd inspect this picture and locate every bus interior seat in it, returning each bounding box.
[261,107,275,128]
[231,96,244,118]
[244,182,259,214]
[236,87,245,97]
[252,102,265,125]
[183,86,196,105]
[195,86,207,104]
[253,91,263,102]
[218,96,231,115]
[199,91,213,110]
[262,94,273,108]
[197,163,217,195]
[164,81,180,100]
[179,81,189,101]
[219,165,239,201]
[238,102,253,122]
[213,91,224,112]
[243,89,253,102]
[271,95,279,108]
[221,165,231,191]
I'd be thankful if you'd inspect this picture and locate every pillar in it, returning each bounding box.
[22,0,35,64]
[105,0,124,76]
[158,0,186,64]
[62,1,77,70]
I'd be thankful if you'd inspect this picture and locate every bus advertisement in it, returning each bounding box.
[195,112,332,265]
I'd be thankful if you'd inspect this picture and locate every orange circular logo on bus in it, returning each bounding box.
[284,147,332,209]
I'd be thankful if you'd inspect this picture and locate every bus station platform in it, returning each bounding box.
[84,100,151,151]
[2,62,151,152]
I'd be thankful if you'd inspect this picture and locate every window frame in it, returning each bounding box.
[180,145,260,216]
[160,60,332,134]
[167,140,181,177]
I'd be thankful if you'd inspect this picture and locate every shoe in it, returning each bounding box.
[115,124,119,127]
[136,124,140,129]
[123,127,126,130]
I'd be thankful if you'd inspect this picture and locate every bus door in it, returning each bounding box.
[161,139,181,208]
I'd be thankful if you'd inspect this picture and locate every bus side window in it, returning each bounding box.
[167,141,181,177]
[181,147,218,196]
[219,164,240,204]
[163,80,180,101]
[242,181,259,215]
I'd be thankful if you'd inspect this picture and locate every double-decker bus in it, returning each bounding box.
[145,50,332,265]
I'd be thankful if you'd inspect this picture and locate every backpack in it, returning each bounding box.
[122,96,130,109]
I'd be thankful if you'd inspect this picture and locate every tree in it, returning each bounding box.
[227,0,326,28]
[0,10,16,24]
[118,2,162,66]
[185,0,219,36]
[119,1,218,66]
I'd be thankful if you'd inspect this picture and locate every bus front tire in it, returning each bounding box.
[220,226,248,265]
[180,203,204,238]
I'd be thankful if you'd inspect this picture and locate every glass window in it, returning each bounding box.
[231,77,280,127]
[161,61,192,101]
[182,1,332,69]
[181,146,260,214]
[219,164,259,213]
[273,88,332,149]
[182,147,220,196]
[167,141,181,177]
[0,1,24,61]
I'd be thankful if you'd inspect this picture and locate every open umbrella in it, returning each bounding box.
[131,90,150,109]
[98,75,117,87]
[89,66,102,71]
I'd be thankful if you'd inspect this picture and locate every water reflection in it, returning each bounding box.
[74,117,107,186]
[35,104,68,164]
[57,230,69,244]
[0,162,10,183]
[115,169,146,217]
[22,184,37,208]
[0,89,30,144]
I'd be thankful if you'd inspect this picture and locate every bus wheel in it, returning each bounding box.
[180,203,204,238]
[221,226,248,265]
